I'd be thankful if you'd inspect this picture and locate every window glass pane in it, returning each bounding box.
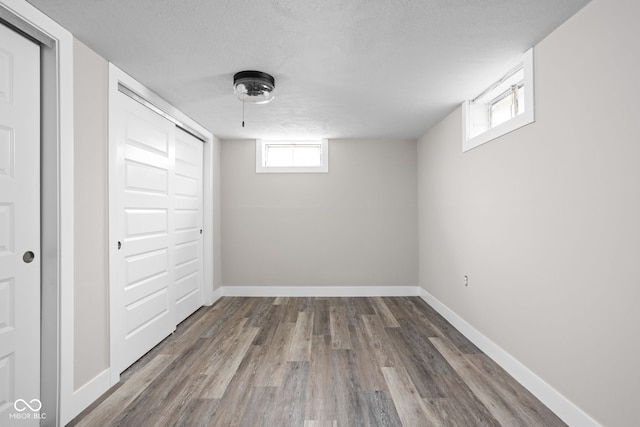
[490,94,514,128]
[293,145,321,166]
[265,145,293,167]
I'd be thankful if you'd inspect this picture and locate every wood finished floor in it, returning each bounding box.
[69,297,566,427]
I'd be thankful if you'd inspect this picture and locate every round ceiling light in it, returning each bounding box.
[233,70,275,104]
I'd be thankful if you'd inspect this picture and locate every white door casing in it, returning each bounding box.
[0,22,41,425]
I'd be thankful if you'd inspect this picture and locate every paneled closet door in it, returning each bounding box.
[0,22,41,425]
[174,129,204,324]
[112,91,176,372]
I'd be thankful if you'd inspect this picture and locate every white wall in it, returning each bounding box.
[417,0,640,425]
[73,39,109,389]
[222,139,418,287]
[211,135,223,291]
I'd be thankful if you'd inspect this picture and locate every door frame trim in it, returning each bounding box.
[0,0,74,425]
[108,64,215,385]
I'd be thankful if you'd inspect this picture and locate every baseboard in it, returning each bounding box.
[419,288,601,427]
[65,368,111,425]
[209,286,224,305]
[219,285,420,297]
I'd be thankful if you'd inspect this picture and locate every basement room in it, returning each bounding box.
[0,0,637,425]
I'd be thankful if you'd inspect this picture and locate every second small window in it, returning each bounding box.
[462,47,534,152]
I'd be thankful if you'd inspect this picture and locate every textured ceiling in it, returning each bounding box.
[26,0,590,140]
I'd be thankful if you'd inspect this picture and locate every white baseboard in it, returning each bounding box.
[66,368,111,425]
[219,285,420,297]
[419,288,600,427]
[209,286,224,305]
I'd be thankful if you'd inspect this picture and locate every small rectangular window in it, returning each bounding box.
[462,47,535,152]
[256,139,328,173]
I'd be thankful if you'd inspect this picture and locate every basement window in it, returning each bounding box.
[462,47,535,152]
[256,139,328,173]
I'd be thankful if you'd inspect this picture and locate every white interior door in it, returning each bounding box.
[113,91,176,372]
[0,23,41,425]
[174,129,204,324]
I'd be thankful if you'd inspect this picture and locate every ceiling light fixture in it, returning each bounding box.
[233,70,276,128]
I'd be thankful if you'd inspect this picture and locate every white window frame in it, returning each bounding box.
[462,47,535,152]
[256,139,329,173]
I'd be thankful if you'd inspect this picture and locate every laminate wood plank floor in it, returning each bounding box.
[69,297,566,427]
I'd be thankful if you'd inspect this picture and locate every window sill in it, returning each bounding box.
[462,105,535,152]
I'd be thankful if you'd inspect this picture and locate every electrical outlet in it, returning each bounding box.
[464,275,469,286]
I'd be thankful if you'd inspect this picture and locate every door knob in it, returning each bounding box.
[23,251,35,263]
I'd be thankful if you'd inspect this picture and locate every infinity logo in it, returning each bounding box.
[13,399,42,412]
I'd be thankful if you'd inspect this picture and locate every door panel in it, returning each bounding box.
[125,161,169,194]
[174,129,203,324]
[0,23,40,425]
[0,128,14,177]
[125,208,168,236]
[114,93,175,372]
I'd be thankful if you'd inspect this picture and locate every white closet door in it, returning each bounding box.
[174,129,204,324]
[113,91,176,372]
[111,87,206,374]
[0,23,40,425]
